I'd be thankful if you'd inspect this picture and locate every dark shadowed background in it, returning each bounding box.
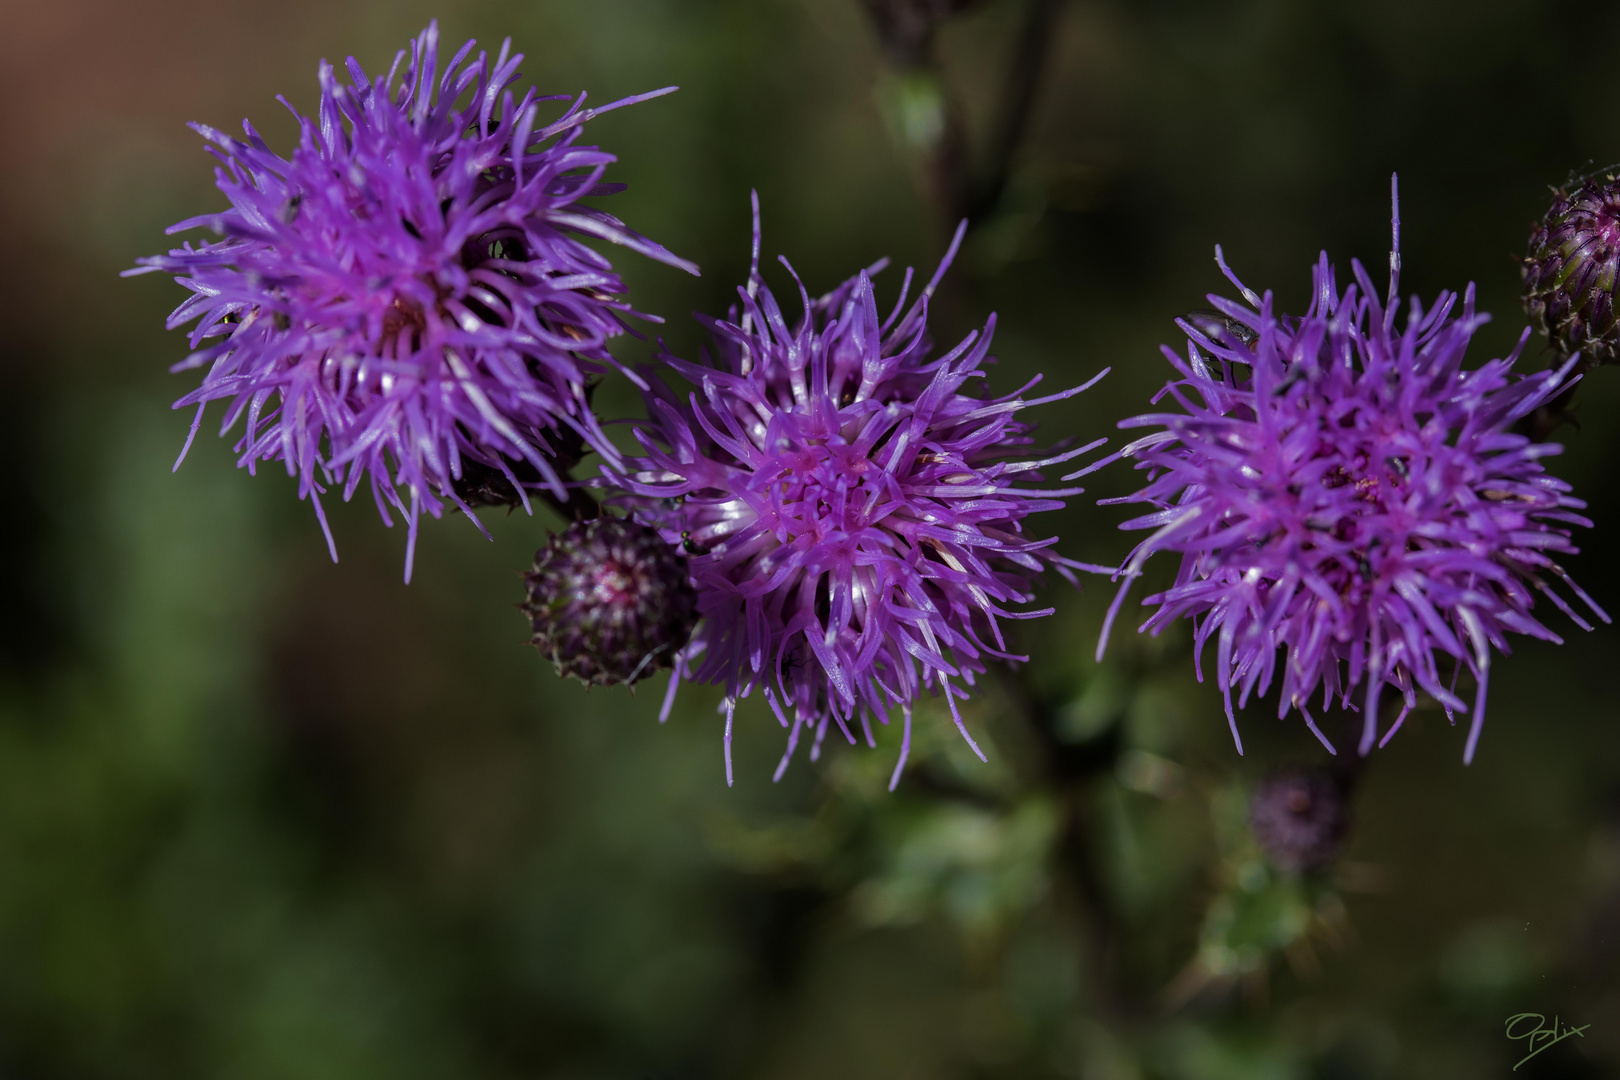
[2,0,1619,1076]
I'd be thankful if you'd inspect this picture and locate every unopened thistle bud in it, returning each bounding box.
[1248,769,1348,874]
[1523,171,1620,364]
[522,516,698,688]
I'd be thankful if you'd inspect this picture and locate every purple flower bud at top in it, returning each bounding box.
[1523,170,1620,364]
[617,195,1113,787]
[1102,177,1609,764]
[125,21,697,581]
[522,516,698,688]
[1248,768,1348,873]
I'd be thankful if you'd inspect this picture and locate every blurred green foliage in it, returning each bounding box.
[2,0,1620,1076]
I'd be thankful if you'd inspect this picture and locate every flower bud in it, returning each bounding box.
[522,517,698,688]
[1522,171,1620,364]
[1248,769,1348,873]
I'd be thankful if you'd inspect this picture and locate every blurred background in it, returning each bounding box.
[3,0,1620,1076]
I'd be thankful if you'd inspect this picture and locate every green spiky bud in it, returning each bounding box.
[1522,171,1620,364]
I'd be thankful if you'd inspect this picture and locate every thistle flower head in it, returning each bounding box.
[1248,768,1348,873]
[126,22,696,580]
[522,515,698,688]
[1104,178,1608,763]
[1523,169,1620,364]
[618,197,1110,786]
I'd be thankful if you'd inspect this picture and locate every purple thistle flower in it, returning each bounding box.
[1101,178,1608,763]
[125,22,697,581]
[617,196,1111,787]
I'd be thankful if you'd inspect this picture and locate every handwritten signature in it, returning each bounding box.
[1504,1013,1590,1071]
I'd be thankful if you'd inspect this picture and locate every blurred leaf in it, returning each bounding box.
[852,796,1059,942]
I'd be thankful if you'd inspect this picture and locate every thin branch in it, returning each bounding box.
[959,0,1066,225]
[862,0,1068,234]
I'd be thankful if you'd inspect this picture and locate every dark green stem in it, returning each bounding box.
[537,480,601,523]
[1522,352,1596,443]
[999,658,1137,1021]
[862,0,1068,234]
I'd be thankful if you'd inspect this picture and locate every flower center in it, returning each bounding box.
[588,560,639,608]
[1298,428,1418,590]
[380,297,428,354]
[1319,452,1407,510]
[763,438,879,538]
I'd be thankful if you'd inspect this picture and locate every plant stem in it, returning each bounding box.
[536,480,601,523]
[958,0,1065,226]
[863,0,1068,233]
[999,658,1138,1020]
[1522,352,1595,443]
